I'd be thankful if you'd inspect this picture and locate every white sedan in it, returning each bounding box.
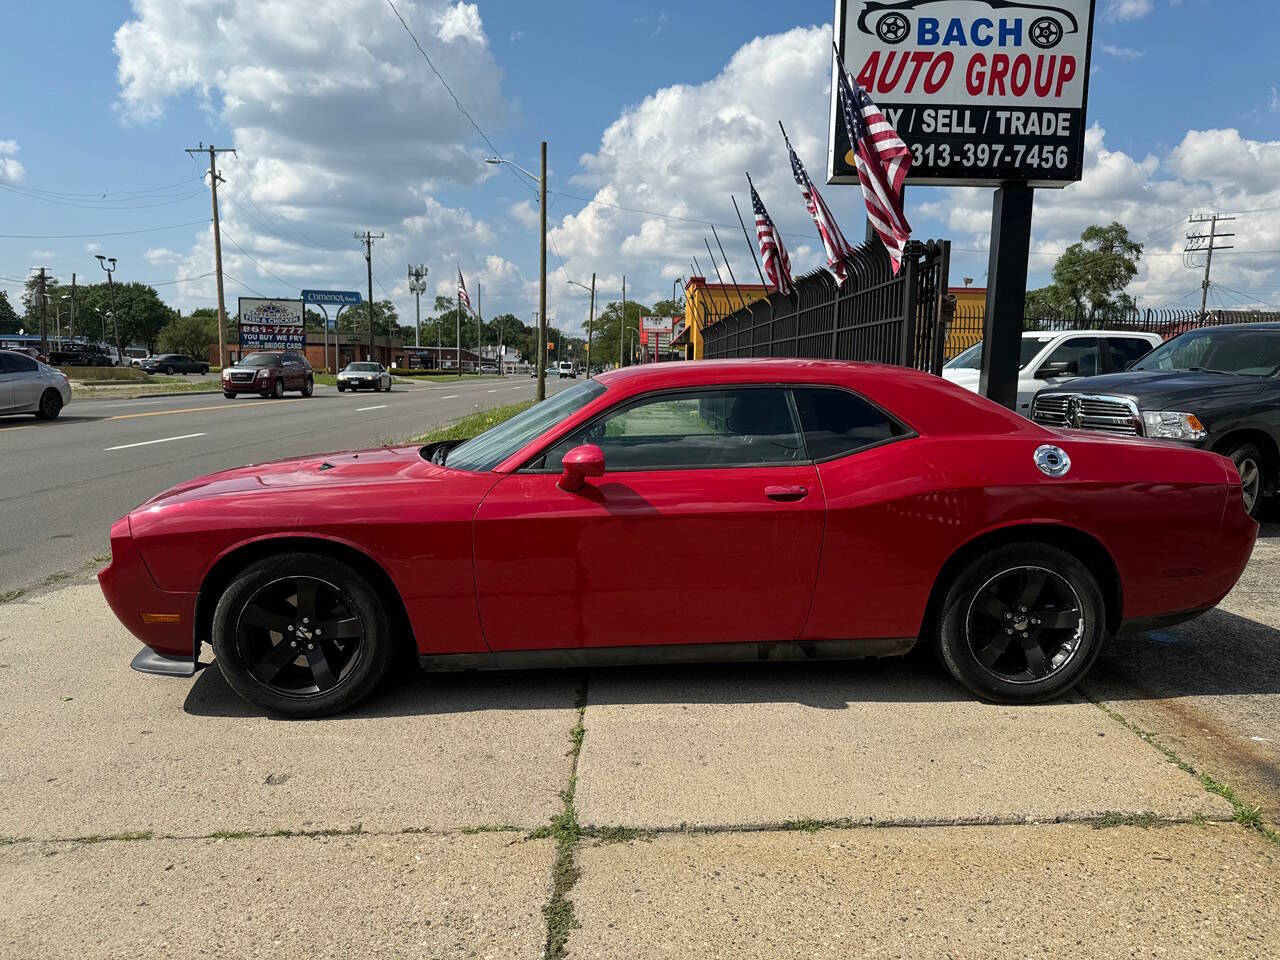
[336,361,392,392]
[0,349,72,420]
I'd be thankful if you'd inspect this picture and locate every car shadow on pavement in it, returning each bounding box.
[0,415,103,429]
[183,649,977,720]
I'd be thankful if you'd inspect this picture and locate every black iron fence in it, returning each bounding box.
[942,304,1280,363]
[701,239,952,374]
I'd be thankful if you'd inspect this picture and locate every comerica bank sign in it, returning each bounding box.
[829,0,1096,187]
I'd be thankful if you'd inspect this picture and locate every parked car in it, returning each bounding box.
[221,350,314,398]
[942,331,1162,416]
[140,353,208,375]
[100,358,1256,717]
[0,349,72,420]
[129,353,154,368]
[558,361,578,379]
[50,348,116,367]
[9,346,49,364]
[337,361,392,392]
[1032,323,1280,518]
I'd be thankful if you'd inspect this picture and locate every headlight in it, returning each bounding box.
[1141,411,1207,441]
[256,368,269,379]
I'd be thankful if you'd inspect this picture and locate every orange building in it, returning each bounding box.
[678,276,773,360]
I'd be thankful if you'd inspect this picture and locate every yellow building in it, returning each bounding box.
[679,276,772,360]
[944,285,988,359]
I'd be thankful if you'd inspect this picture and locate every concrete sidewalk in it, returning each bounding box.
[2,537,1278,958]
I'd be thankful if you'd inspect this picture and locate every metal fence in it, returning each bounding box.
[942,304,1280,363]
[701,239,952,374]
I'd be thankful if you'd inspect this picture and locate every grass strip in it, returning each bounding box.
[405,400,534,446]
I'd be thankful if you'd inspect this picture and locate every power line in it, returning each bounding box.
[0,218,210,239]
[218,226,305,291]
[223,272,268,298]
[0,175,203,200]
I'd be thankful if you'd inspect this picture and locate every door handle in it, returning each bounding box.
[765,485,808,502]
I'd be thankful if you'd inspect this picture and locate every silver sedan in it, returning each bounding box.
[336,361,392,393]
[0,349,72,420]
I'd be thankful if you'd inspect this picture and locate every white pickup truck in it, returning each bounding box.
[941,330,1163,416]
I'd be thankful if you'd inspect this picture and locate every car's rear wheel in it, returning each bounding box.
[301,377,314,397]
[165,365,175,375]
[1225,441,1266,519]
[936,544,1105,703]
[35,389,63,420]
[272,379,285,398]
[211,553,394,717]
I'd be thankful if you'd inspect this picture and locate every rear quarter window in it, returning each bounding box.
[791,387,909,460]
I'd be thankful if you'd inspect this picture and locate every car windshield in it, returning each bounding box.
[945,336,1055,371]
[439,380,607,471]
[346,363,381,371]
[238,353,281,367]
[1133,328,1280,376]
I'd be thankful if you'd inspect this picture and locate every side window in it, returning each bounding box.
[1041,336,1100,377]
[1107,337,1154,372]
[540,388,803,471]
[3,354,38,373]
[791,388,907,460]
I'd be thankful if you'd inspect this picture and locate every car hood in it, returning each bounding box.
[142,445,425,507]
[223,365,277,374]
[940,368,981,390]
[1036,370,1263,408]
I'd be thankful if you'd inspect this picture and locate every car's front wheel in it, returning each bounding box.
[35,389,63,420]
[211,552,395,717]
[272,379,285,398]
[223,390,236,399]
[165,365,175,375]
[936,544,1105,703]
[301,377,314,397]
[1225,441,1266,519]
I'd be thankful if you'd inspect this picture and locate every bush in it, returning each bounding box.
[158,313,217,360]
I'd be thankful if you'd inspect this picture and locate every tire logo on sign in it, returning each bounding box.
[858,1,1074,50]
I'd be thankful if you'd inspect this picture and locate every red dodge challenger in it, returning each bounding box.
[99,359,1257,717]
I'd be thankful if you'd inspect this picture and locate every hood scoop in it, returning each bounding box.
[318,462,335,471]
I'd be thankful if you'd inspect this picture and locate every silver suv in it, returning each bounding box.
[0,349,72,420]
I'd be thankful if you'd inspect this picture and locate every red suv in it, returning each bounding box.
[222,350,314,398]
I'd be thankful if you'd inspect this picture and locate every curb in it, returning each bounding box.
[73,388,225,401]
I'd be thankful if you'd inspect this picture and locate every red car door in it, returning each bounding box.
[473,387,826,651]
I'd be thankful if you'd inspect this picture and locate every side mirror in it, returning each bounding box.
[558,444,606,492]
[1036,361,1076,380]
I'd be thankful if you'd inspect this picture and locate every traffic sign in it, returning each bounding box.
[301,290,362,306]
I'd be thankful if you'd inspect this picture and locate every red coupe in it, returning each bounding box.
[99,359,1257,717]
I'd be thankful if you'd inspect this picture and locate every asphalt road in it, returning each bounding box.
[0,374,572,592]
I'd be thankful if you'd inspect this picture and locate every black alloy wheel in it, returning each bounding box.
[302,377,314,397]
[272,378,285,398]
[165,365,175,375]
[211,553,395,717]
[201,365,209,375]
[937,544,1105,703]
[1029,17,1063,48]
[1226,441,1266,519]
[35,389,63,420]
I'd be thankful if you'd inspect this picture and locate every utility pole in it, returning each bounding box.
[355,231,383,360]
[35,268,48,355]
[537,140,548,402]
[477,280,483,371]
[586,271,596,375]
[186,143,236,368]
[69,272,76,343]
[1186,214,1236,317]
[619,274,626,368]
[408,264,428,349]
[95,255,121,363]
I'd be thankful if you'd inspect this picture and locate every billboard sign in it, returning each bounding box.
[238,298,305,351]
[640,315,672,332]
[301,289,362,306]
[829,0,1096,188]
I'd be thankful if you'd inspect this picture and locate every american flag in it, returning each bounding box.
[748,177,793,296]
[456,268,472,314]
[836,57,912,272]
[785,132,854,285]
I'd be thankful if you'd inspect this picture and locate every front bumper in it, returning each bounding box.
[98,515,199,675]
[339,377,375,388]
[222,375,273,393]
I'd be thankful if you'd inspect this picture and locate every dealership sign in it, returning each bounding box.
[829,0,1096,187]
[238,298,305,351]
[640,315,672,332]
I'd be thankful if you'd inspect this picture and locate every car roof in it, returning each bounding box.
[1021,329,1162,339]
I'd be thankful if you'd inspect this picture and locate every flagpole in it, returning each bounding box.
[732,191,771,291]
[477,280,482,372]
[712,224,752,314]
[456,265,462,379]
[704,237,748,316]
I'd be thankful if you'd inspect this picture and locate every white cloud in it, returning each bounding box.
[85,242,102,254]
[508,198,539,229]
[1105,0,1153,21]
[0,139,24,182]
[509,29,525,43]
[113,0,510,308]
[1270,87,1280,113]
[29,249,56,260]
[1100,44,1144,59]
[144,247,184,265]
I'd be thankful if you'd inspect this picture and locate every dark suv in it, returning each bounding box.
[221,350,314,399]
[1032,323,1280,517]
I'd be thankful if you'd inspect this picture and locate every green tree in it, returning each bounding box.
[592,299,650,368]
[158,312,218,359]
[1046,222,1143,322]
[337,299,401,337]
[76,282,175,354]
[0,291,19,333]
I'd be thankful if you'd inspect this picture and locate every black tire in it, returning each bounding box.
[374,380,383,392]
[272,379,285,398]
[337,384,345,392]
[936,543,1106,704]
[201,365,209,375]
[211,552,395,718]
[165,365,175,375]
[1225,441,1266,519]
[301,377,314,398]
[223,390,237,399]
[384,380,391,392]
[35,389,63,421]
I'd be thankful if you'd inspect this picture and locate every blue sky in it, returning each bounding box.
[2,0,1279,329]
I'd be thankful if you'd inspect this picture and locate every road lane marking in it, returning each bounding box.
[106,399,304,421]
[440,394,458,399]
[105,432,206,451]
[487,389,499,393]
[356,404,388,412]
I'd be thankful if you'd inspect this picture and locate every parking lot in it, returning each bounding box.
[3,522,1276,958]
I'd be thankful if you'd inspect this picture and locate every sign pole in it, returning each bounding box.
[978,182,1035,409]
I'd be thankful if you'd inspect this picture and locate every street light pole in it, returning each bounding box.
[95,255,121,363]
[619,274,626,368]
